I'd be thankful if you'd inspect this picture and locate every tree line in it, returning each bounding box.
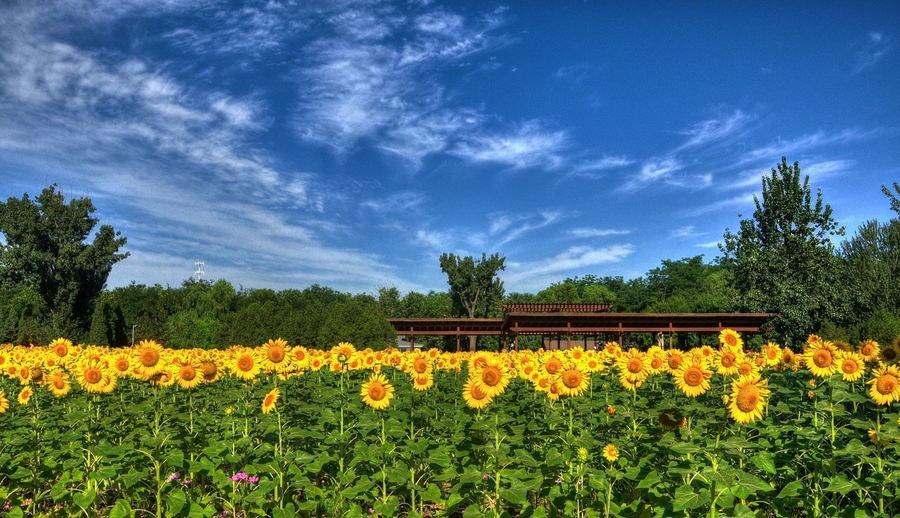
[1,159,898,349]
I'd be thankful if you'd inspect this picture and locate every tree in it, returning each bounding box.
[316,295,395,349]
[721,158,846,345]
[882,182,900,215]
[88,294,127,346]
[0,185,128,337]
[841,219,900,319]
[536,276,617,304]
[439,253,506,351]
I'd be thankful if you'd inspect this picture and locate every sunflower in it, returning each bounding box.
[462,378,492,409]
[18,385,32,405]
[111,354,133,377]
[261,338,292,373]
[727,374,770,424]
[412,372,434,391]
[837,351,865,382]
[77,359,116,394]
[719,329,743,349]
[804,341,838,378]
[230,348,261,380]
[332,342,356,362]
[175,362,204,390]
[261,387,280,414]
[361,373,394,410]
[673,360,712,397]
[856,340,880,362]
[867,365,899,406]
[666,349,685,372]
[134,340,164,376]
[542,353,565,376]
[714,346,743,376]
[558,365,589,397]
[49,338,72,360]
[617,348,649,391]
[46,369,71,397]
[0,390,8,414]
[602,444,619,462]
[647,346,667,374]
[200,359,220,382]
[761,342,781,367]
[471,359,510,397]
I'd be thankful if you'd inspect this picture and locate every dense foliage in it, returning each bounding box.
[0,334,897,517]
[0,185,128,339]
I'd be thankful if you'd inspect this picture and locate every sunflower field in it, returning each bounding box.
[0,332,898,517]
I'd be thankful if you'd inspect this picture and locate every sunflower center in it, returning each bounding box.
[562,370,582,388]
[813,350,833,368]
[414,359,428,373]
[721,353,736,367]
[861,344,874,355]
[470,385,488,400]
[668,357,682,370]
[876,374,897,395]
[237,356,254,371]
[627,358,643,374]
[116,358,129,371]
[546,359,562,374]
[267,348,285,363]
[736,387,759,413]
[368,383,386,401]
[54,345,68,356]
[482,367,501,386]
[264,394,276,406]
[842,360,859,374]
[725,335,738,347]
[684,367,704,387]
[53,378,65,389]
[140,350,160,367]
[85,368,102,384]
[180,366,196,381]
[651,357,663,369]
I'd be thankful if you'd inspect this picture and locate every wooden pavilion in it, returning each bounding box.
[389,303,772,351]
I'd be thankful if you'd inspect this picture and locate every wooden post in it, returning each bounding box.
[455,327,461,352]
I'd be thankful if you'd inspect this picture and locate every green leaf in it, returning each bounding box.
[166,488,187,516]
[824,475,859,495]
[751,453,777,475]
[776,480,804,499]
[73,487,97,510]
[673,484,708,511]
[637,470,661,489]
[109,499,133,518]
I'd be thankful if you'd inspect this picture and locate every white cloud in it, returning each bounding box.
[727,159,855,190]
[293,3,506,164]
[453,121,569,170]
[567,228,631,238]
[851,31,892,75]
[362,191,428,213]
[671,225,704,238]
[620,158,685,191]
[680,193,757,217]
[696,240,721,249]
[504,244,635,291]
[739,130,877,165]
[676,109,754,150]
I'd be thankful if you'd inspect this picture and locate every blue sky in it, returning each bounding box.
[1,1,898,294]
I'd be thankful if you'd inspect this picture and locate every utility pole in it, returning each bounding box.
[194,259,205,281]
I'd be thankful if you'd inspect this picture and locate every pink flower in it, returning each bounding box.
[247,476,260,484]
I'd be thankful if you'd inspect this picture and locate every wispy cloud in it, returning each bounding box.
[361,191,428,214]
[504,244,635,291]
[452,121,569,170]
[675,109,755,151]
[293,3,508,164]
[567,228,631,238]
[620,158,685,191]
[726,159,855,190]
[851,31,892,75]
[670,225,704,238]
[739,129,878,165]
[680,193,757,217]
[696,240,721,249]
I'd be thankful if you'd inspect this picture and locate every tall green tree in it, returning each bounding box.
[439,253,505,351]
[0,185,128,337]
[882,182,900,215]
[721,158,846,345]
